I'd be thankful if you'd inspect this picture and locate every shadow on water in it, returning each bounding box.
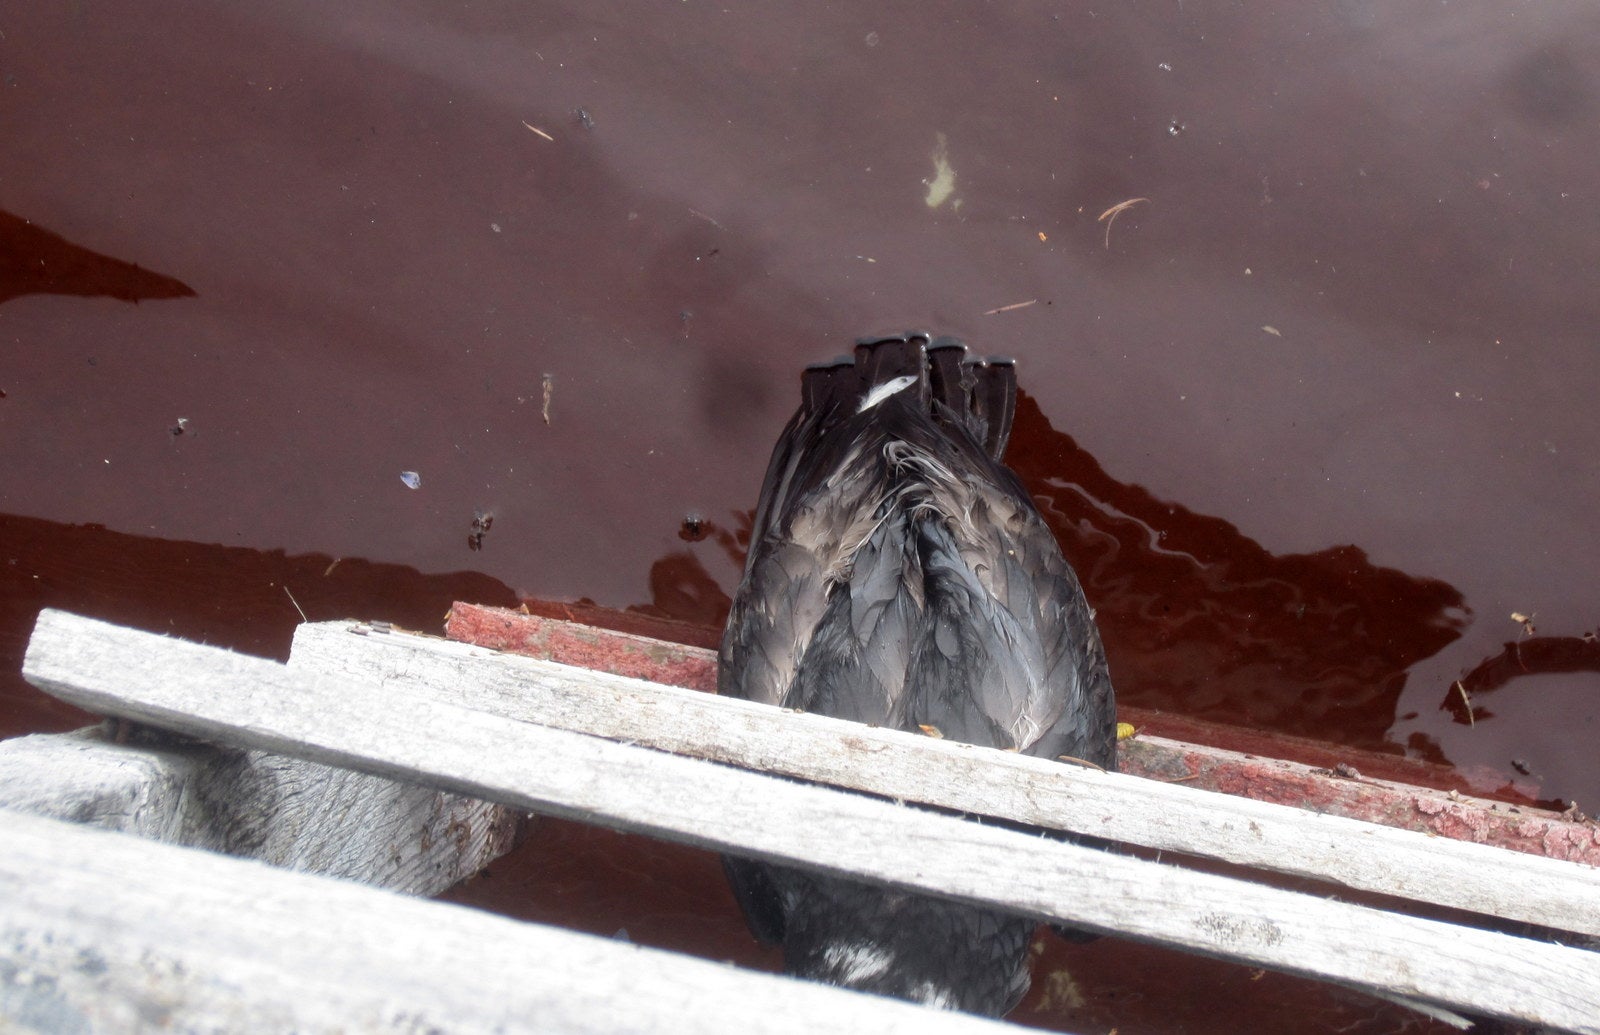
[1006,389,1471,751]
[0,511,517,735]
[0,209,196,307]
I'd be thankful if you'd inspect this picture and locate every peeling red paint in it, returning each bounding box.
[447,602,717,694]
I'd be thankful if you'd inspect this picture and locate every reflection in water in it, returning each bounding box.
[1013,391,1467,751]
[0,209,196,307]
[10,387,1568,779]
[0,390,1479,761]
[629,547,731,634]
[1442,635,1600,727]
[595,382,1474,762]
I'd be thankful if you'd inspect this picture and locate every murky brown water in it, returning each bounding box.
[4,2,1598,1030]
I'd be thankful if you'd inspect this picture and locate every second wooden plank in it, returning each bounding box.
[290,619,1600,939]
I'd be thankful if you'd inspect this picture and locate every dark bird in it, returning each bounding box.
[718,332,1117,1016]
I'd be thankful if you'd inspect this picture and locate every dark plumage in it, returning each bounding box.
[718,333,1117,1016]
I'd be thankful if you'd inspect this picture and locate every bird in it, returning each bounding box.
[718,331,1117,1016]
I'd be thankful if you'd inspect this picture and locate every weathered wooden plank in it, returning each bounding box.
[444,601,1600,865]
[168,744,519,891]
[0,807,1007,1035]
[290,618,1600,941]
[24,609,1600,1032]
[0,727,210,841]
[0,723,517,897]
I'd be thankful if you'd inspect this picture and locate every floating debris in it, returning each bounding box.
[1032,967,1087,1014]
[574,107,595,130]
[169,417,190,437]
[687,207,724,229]
[521,120,554,141]
[1454,680,1475,727]
[1262,325,1282,337]
[1511,611,1537,636]
[541,373,554,425]
[283,585,308,623]
[983,299,1038,316]
[1097,196,1150,249]
[400,471,422,490]
[924,132,958,209]
[468,509,494,551]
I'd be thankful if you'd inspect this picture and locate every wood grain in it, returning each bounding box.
[0,806,1006,1034]
[21,609,1600,1032]
[293,617,1600,938]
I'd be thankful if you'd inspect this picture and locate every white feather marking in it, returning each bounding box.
[820,942,896,985]
[911,981,958,1010]
[857,374,918,413]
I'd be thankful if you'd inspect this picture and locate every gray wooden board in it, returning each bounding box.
[288,618,1600,940]
[21,609,1600,1032]
[0,807,1011,1035]
[0,727,208,842]
[0,727,517,898]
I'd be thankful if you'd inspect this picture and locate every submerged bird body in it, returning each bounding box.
[719,333,1116,1016]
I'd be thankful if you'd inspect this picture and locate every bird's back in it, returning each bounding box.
[718,332,1115,1015]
